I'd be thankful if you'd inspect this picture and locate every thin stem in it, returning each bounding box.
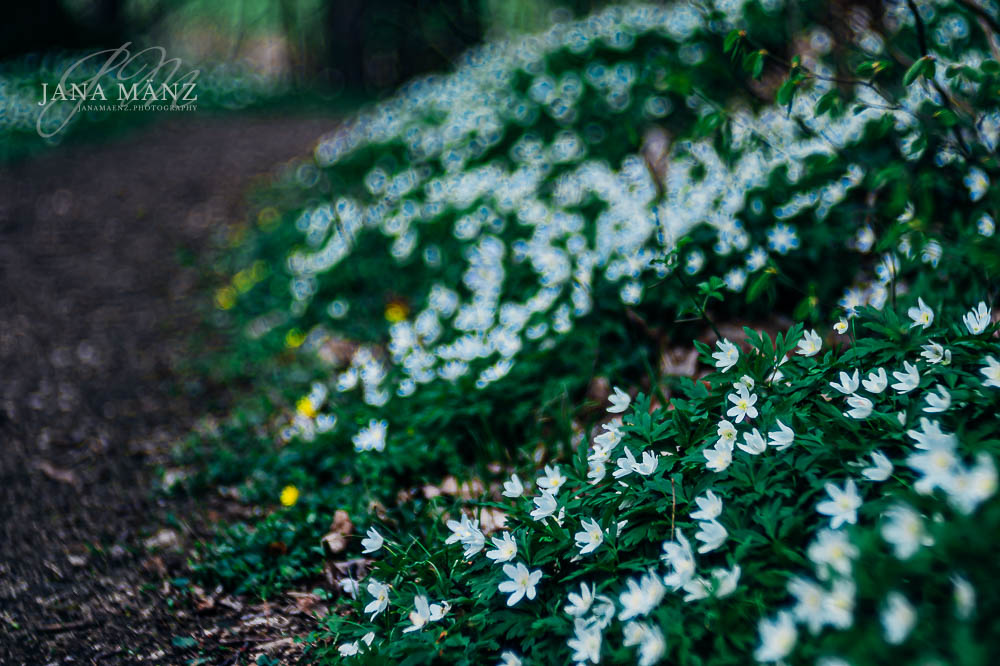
[674,270,723,341]
[906,0,974,158]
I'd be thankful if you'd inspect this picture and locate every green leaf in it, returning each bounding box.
[903,56,936,86]
[723,29,742,54]
[751,50,766,79]
[815,90,839,117]
[776,79,795,110]
[746,270,774,304]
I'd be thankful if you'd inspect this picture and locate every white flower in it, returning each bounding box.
[963,301,991,335]
[337,643,359,657]
[462,532,485,559]
[619,572,665,620]
[907,447,960,496]
[694,519,728,553]
[767,420,794,450]
[737,428,766,455]
[726,384,759,423]
[339,578,359,599]
[788,576,826,635]
[593,420,623,448]
[338,631,375,657]
[716,419,737,447]
[890,361,920,393]
[502,473,524,498]
[682,579,711,603]
[881,504,932,560]
[613,447,639,479]
[690,490,723,521]
[881,591,917,645]
[623,622,667,665]
[923,384,951,413]
[816,479,862,529]
[590,594,616,629]
[662,530,696,589]
[445,514,484,557]
[713,339,740,372]
[861,368,888,393]
[587,459,607,484]
[754,611,797,662]
[711,564,741,598]
[575,518,605,555]
[952,575,976,620]
[982,356,1000,388]
[590,442,612,463]
[829,369,859,395]
[361,527,384,554]
[364,580,390,619]
[633,450,660,476]
[536,464,567,492]
[567,619,602,664]
[834,319,849,334]
[907,297,934,329]
[499,652,522,666]
[822,579,856,630]
[353,419,388,452]
[860,450,894,481]
[564,582,595,617]
[498,562,542,606]
[844,394,873,419]
[403,595,450,633]
[636,625,666,666]
[734,374,755,391]
[965,167,990,201]
[704,439,733,472]
[485,532,518,563]
[808,529,858,580]
[530,492,558,521]
[797,329,822,357]
[920,340,951,365]
[607,386,631,413]
[947,452,998,515]
[623,621,650,646]
[685,565,741,602]
[907,417,957,451]
[905,420,961,496]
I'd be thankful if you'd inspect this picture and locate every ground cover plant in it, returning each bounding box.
[175,0,1000,662]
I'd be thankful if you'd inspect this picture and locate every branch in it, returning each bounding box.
[956,0,1000,37]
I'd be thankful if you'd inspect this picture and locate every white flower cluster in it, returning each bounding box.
[274,0,996,412]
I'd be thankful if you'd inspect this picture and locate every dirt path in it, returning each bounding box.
[0,114,338,664]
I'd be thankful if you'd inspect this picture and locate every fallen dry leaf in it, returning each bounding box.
[143,528,180,551]
[660,346,699,378]
[321,509,353,555]
[35,460,81,490]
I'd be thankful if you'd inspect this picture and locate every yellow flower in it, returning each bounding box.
[385,301,409,323]
[285,329,305,348]
[257,206,279,231]
[215,286,237,310]
[296,396,317,419]
[233,268,255,293]
[280,485,299,507]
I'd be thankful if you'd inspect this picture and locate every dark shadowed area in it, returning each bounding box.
[0,115,336,663]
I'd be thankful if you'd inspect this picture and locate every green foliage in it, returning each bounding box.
[173,1,1000,664]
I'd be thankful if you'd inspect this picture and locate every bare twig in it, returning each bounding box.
[670,476,676,541]
[34,620,97,634]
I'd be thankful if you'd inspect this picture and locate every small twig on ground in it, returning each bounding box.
[94,648,125,662]
[34,619,97,634]
[670,476,676,541]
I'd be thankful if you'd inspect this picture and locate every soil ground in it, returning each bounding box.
[0,114,339,664]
